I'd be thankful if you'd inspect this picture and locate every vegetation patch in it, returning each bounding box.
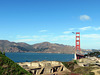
[62,62,75,71]
[73,67,94,75]
[0,51,32,75]
[85,51,100,57]
[97,71,100,74]
[62,61,96,75]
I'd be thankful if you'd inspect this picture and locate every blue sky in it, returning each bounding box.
[0,0,100,49]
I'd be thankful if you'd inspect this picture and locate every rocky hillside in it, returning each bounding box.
[0,40,90,54]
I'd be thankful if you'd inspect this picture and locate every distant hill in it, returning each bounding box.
[0,51,31,75]
[0,40,34,52]
[0,40,91,54]
[32,42,75,54]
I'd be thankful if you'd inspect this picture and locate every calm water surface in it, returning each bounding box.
[5,53,74,62]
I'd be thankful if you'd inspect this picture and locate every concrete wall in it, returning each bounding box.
[17,61,70,75]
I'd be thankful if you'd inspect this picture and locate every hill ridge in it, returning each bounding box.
[0,40,90,54]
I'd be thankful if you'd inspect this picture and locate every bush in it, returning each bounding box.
[74,60,77,64]
[73,67,95,75]
[62,62,75,71]
[89,72,95,75]
[0,51,2,54]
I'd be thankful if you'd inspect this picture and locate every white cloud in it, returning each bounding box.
[69,28,75,31]
[63,31,71,34]
[59,35,75,39]
[81,34,100,39]
[79,26,100,31]
[79,26,91,31]
[13,33,100,49]
[32,35,49,38]
[15,35,50,43]
[41,35,48,37]
[15,39,34,42]
[94,27,100,30]
[80,15,91,21]
[17,35,30,38]
[32,35,39,38]
[50,35,75,42]
[39,30,47,32]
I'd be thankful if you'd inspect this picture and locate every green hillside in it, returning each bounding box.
[0,51,32,75]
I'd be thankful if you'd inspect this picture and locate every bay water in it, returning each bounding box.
[5,52,74,62]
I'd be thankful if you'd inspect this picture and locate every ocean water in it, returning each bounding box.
[5,52,74,62]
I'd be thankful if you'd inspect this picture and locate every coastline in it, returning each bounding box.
[5,52,74,54]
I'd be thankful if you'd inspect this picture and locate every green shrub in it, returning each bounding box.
[73,67,94,75]
[0,53,32,75]
[74,60,77,64]
[62,62,75,71]
[89,72,95,75]
[0,51,2,54]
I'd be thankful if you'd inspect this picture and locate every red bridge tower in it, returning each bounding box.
[75,32,80,51]
[75,32,84,59]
